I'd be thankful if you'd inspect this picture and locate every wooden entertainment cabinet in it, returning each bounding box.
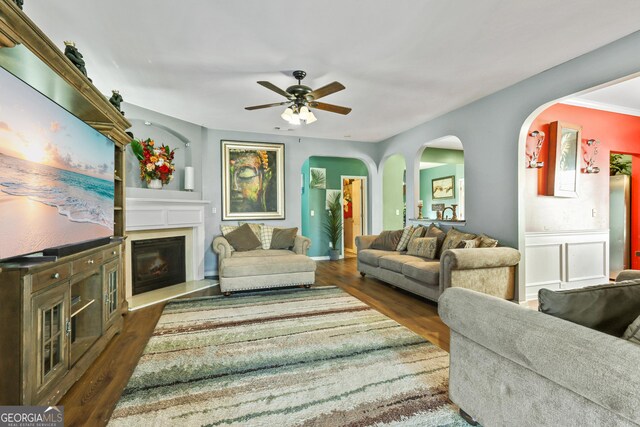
[0,0,131,404]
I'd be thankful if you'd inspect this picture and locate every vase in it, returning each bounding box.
[147,179,163,190]
[329,249,340,261]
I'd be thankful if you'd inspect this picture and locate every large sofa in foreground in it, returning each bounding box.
[213,234,315,295]
[355,233,520,302]
[439,278,640,426]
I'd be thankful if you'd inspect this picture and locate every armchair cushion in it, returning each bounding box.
[270,227,298,250]
[225,224,262,252]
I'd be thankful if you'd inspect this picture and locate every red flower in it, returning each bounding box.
[159,164,170,174]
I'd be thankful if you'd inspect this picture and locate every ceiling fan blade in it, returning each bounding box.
[257,81,293,99]
[305,81,345,101]
[245,101,289,111]
[310,102,352,115]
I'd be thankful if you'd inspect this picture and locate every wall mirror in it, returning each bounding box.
[546,121,581,198]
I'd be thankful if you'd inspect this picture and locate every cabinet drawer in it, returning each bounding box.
[32,265,71,293]
[103,246,120,261]
[72,252,104,275]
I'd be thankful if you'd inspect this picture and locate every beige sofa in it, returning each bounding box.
[356,234,520,302]
[439,273,640,426]
[212,235,315,295]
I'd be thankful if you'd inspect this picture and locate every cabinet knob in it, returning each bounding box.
[88,259,94,264]
[51,272,60,279]
[112,251,117,255]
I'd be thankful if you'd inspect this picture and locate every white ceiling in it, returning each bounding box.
[564,76,640,116]
[25,1,640,142]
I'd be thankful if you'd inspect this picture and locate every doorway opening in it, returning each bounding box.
[342,176,367,258]
[609,152,637,279]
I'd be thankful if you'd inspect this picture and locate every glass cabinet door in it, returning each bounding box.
[103,259,120,329]
[31,282,69,400]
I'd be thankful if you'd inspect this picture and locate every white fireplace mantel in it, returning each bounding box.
[125,195,210,301]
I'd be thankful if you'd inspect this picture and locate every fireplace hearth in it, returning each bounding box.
[131,236,186,295]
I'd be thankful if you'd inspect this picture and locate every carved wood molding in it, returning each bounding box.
[0,0,130,131]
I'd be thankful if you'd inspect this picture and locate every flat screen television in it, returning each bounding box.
[0,66,115,261]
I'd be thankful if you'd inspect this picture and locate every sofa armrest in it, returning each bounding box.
[212,235,232,264]
[355,235,378,251]
[293,235,311,255]
[441,247,521,270]
[439,247,520,298]
[616,270,640,282]
[439,288,640,423]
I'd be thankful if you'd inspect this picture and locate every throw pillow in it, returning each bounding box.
[623,315,640,345]
[425,224,446,257]
[220,224,238,236]
[238,222,263,244]
[224,223,262,252]
[457,239,478,249]
[260,225,276,250]
[474,234,499,248]
[370,230,403,251]
[407,237,437,259]
[395,226,414,251]
[440,227,477,255]
[408,225,425,245]
[538,279,640,337]
[270,227,298,250]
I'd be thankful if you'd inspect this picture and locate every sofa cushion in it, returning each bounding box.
[221,254,316,278]
[259,225,276,250]
[370,230,403,251]
[425,224,446,257]
[623,314,640,345]
[407,237,437,258]
[474,233,499,248]
[270,227,298,249]
[402,261,440,286]
[230,249,295,258]
[358,249,397,267]
[225,223,262,252]
[395,226,414,251]
[238,222,263,243]
[441,227,477,255]
[538,279,640,336]
[379,254,427,273]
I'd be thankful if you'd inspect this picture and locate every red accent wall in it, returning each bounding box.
[526,103,640,269]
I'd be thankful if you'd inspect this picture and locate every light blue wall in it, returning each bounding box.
[301,157,368,257]
[419,164,464,219]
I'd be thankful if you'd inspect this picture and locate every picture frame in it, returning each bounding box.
[310,167,326,189]
[547,121,581,198]
[221,140,285,220]
[432,175,455,200]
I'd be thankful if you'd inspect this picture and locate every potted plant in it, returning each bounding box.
[323,191,343,261]
[610,153,631,176]
[130,138,176,188]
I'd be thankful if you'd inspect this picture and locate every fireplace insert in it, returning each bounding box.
[131,236,186,295]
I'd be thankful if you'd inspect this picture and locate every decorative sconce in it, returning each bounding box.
[583,139,601,174]
[526,130,545,168]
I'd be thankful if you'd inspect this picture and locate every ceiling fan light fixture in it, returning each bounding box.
[289,113,301,125]
[306,110,317,124]
[299,106,310,121]
[281,107,293,122]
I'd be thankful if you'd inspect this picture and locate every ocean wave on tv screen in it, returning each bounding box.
[0,154,114,231]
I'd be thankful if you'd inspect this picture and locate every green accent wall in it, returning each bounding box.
[301,157,368,257]
[382,154,406,230]
[419,163,464,220]
[421,148,464,163]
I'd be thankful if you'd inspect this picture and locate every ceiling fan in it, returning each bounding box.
[245,70,351,125]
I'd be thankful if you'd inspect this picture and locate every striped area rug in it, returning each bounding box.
[109,286,466,427]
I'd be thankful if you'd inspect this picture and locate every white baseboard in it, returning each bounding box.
[311,256,330,261]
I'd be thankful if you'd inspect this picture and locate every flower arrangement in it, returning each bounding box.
[130,138,176,185]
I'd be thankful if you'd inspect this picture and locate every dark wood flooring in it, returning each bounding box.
[59,257,449,426]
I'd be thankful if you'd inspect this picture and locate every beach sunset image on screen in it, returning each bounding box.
[0,68,114,260]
